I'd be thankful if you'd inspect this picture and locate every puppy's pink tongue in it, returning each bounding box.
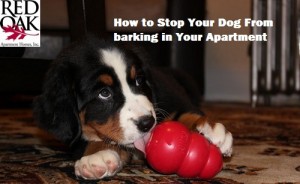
[134,133,151,155]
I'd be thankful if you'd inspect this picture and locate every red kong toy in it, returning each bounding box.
[135,121,223,179]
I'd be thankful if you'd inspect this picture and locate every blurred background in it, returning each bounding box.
[0,0,299,107]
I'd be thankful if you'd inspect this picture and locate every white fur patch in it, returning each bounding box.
[75,149,121,179]
[197,122,233,157]
[100,49,156,145]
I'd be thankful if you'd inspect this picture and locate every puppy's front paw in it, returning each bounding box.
[197,122,233,157]
[75,150,122,180]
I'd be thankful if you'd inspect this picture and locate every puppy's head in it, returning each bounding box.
[34,38,156,148]
[79,46,156,147]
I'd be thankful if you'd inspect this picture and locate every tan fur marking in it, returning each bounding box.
[91,116,123,142]
[80,110,102,141]
[130,65,136,80]
[99,74,113,86]
[82,125,101,141]
[80,113,124,144]
[177,113,211,131]
[80,110,123,142]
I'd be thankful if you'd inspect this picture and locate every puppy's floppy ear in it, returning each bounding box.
[33,56,81,146]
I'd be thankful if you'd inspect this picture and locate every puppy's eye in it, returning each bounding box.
[98,88,112,100]
[135,75,145,86]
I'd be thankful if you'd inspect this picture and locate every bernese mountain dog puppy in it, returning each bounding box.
[34,36,233,180]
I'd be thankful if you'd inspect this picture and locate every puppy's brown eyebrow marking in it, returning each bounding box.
[98,74,113,86]
[130,65,136,80]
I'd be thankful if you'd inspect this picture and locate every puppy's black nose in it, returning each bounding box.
[136,115,155,132]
